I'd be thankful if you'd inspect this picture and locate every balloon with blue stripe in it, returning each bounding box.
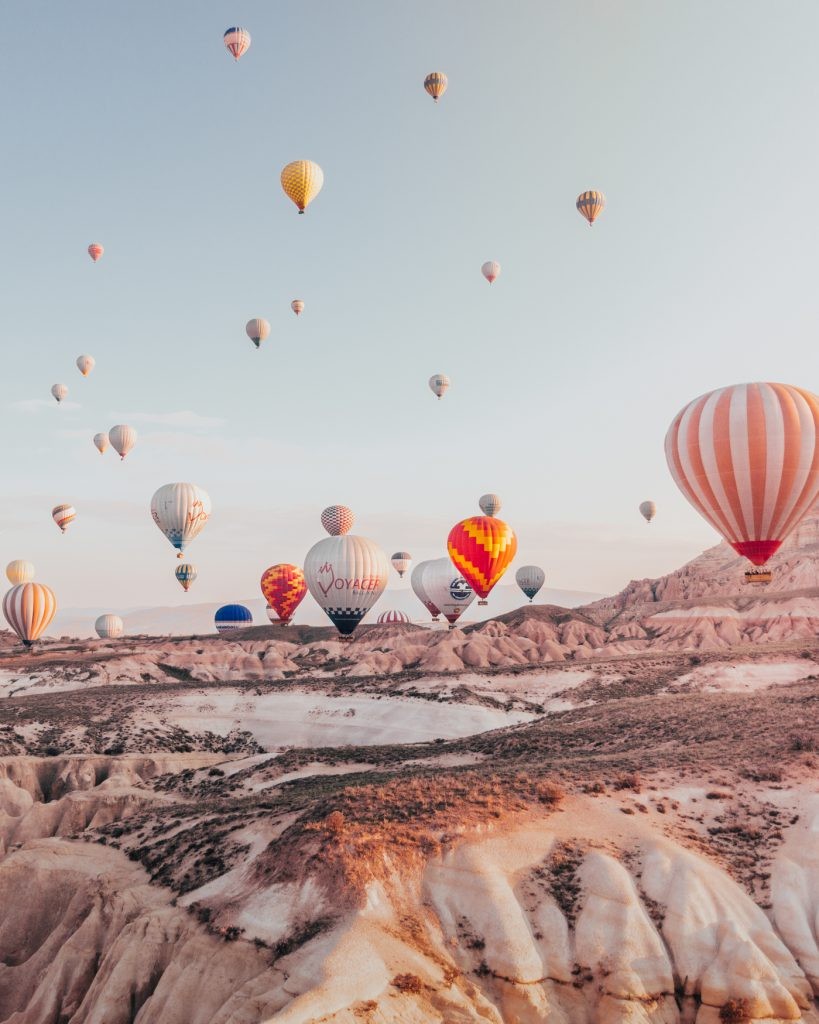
[214,604,253,634]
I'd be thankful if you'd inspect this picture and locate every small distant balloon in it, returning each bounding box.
[6,560,35,585]
[88,243,104,262]
[151,483,211,558]
[377,610,410,625]
[479,493,502,517]
[291,299,305,316]
[429,374,450,400]
[223,26,251,60]
[95,614,123,639]
[576,190,606,226]
[52,504,76,534]
[76,355,95,377]
[516,565,545,602]
[639,501,657,524]
[108,424,136,460]
[321,505,355,536]
[3,582,57,647]
[93,432,109,454]
[481,261,501,284]
[215,604,253,633]
[175,563,197,592]
[51,384,68,403]
[391,551,412,578]
[246,318,270,348]
[280,160,324,214]
[424,71,448,103]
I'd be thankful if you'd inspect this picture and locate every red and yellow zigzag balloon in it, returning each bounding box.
[447,516,517,600]
[261,564,308,624]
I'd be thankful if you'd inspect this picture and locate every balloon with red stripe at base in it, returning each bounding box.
[3,582,57,647]
[665,382,819,568]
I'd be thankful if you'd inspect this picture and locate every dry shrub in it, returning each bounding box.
[392,973,424,993]
[325,810,345,834]
[613,773,642,792]
[719,998,751,1023]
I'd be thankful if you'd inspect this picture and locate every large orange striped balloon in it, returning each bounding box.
[665,382,819,566]
[3,582,57,646]
[447,516,517,602]
[261,563,307,624]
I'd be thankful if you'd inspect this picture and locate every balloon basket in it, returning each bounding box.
[478,600,488,606]
[744,568,772,585]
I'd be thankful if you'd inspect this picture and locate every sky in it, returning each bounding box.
[2,1,819,619]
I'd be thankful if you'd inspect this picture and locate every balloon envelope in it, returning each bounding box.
[109,424,136,460]
[52,504,76,533]
[424,71,448,102]
[76,355,95,377]
[429,374,450,400]
[321,505,354,536]
[280,160,324,213]
[291,299,304,316]
[3,583,56,646]
[639,500,657,523]
[260,564,307,625]
[93,432,109,454]
[479,493,502,517]
[448,515,517,601]
[51,384,67,403]
[410,560,440,619]
[390,551,412,578]
[215,604,253,633]
[88,243,104,262]
[576,190,606,225]
[665,382,819,565]
[151,483,211,557]
[175,563,197,592]
[423,557,476,625]
[6,560,34,585]
[515,565,545,601]
[377,610,410,624]
[481,261,501,284]
[246,318,270,348]
[95,614,123,639]
[223,26,251,60]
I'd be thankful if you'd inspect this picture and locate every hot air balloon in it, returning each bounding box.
[479,493,502,517]
[304,507,388,635]
[665,383,819,582]
[391,551,412,578]
[429,374,450,400]
[223,26,251,60]
[448,499,518,606]
[109,424,136,460]
[246,318,270,348]
[260,563,307,625]
[51,384,68,403]
[291,299,304,316]
[265,604,277,623]
[6,560,34,585]
[175,563,197,592]
[411,560,441,621]
[88,243,104,262]
[93,432,109,454]
[280,160,324,214]
[95,614,123,639]
[3,582,56,647]
[76,355,95,377]
[215,604,253,633]
[377,610,410,625]
[515,565,545,602]
[576,190,606,226]
[151,483,211,558]
[423,557,476,627]
[639,501,657,524]
[52,504,76,534]
[481,261,501,284]
[424,71,448,102]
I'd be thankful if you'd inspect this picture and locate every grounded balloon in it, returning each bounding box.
[76,355,95,377]
[576,190,606,226]
[291,299,304,316]
[109,424,137,460]
[280,160,324,214]
[391,551,412,578]
[639,500,657,524]
[51,384,68,403]
[88,243,104,262]
[479,493,502,517]
[224,26,251,60]
[95,614,123,639]
[265,604,277,623]
[448,514,518,605]
[429,373,450,400]
[215,604,253,633]
[424,71,448,102]
[665,382,819,567]
[246,318,270,348]
[410,559,441,620]
[423,557,475,626]
[515,565,545,602]
[3,582,56,647]
[377,610,410,625]
[93,432,109,454]
[304,510,389,635]
[6,560,35,585]
[151,483,211,558]
[52,504,76,533]
[260,563,307,625]
[175,563,197,592]
[321,505,354,536]
[481,261,501,284]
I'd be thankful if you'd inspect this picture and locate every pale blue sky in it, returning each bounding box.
[2,1,819,613]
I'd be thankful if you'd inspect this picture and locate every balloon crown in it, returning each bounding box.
[321,505,354,536]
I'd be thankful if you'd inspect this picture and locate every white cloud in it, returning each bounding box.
[114,410,225,429]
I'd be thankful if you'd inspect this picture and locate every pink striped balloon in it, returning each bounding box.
[665,382,819,566]
[88,243,104,262]
[224,27,251,60]
[376,610,410,625]
[3,582,57,646]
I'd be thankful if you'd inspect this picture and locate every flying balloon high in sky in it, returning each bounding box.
[423,71,447,103]
[151,483,211,559]
[280,160,324,214]
[223,27,251,61]
[448,496,518,605]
